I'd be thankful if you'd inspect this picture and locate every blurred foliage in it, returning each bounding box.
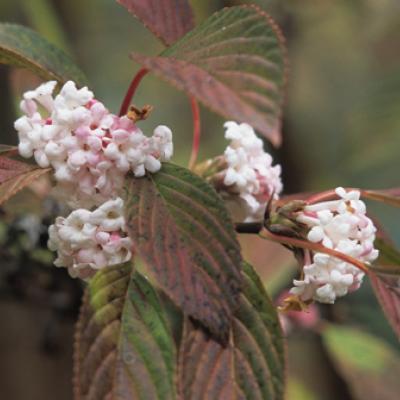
[1,0,400,399]
[322,325,400,399]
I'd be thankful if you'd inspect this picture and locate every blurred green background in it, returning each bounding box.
[0,0,399,399]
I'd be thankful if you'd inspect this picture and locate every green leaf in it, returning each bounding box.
[232,262,285,399]
[74,263,177,400]
[74,263,285,399]
[131,5,287,146]
[178,262,286,399]
[124,162,243,343]
[0,23,87,85]
[322,325,400,400]
[117,0,194,46]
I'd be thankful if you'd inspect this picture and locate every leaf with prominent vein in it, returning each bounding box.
[116,0,194,46]
[131,5,287,146]
[177,263,285,399]
[232,262,285,399]
[0,155,33,184]
[369,238,400,339]
[178,320,241,400]
[0,154,50,206]
[0,23,87,85]
[124,163,242,343]
[74,264,177,400]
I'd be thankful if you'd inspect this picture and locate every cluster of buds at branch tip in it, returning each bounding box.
[14,80,174,209]
[265,199,307,239]
[14,80,174,278]
[196,121,283,222]
[281,187,379,305]
[193,155,228,183]
[48,198,133,279]
[239,188,379,308]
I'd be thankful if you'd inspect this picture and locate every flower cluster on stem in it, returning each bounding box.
[15,80,174,278]
[290,187,378,303]
[15,80,173,208]
[48,198,132,279]
[208,121,283,222]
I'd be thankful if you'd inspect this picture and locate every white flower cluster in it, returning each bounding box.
[221,121,283,221]
[290,187,378,304]
[14,80,174,277]
[15,80,173,208]
[48,198,132,279]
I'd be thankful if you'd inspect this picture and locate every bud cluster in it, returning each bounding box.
[290,187,378,303]
[48,198,132,279]
[15,81,173,208]
[14,80,174,277]
[218,121,283,222]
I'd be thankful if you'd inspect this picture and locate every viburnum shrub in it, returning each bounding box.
[0,1,399,399]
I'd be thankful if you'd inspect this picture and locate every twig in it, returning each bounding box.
[119,68,149,116]
[188,97,201,170]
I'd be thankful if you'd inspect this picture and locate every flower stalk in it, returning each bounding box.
[119,68,149,116]
[188,96,201,170]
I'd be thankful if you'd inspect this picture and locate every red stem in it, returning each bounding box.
[306,187,365,204]
[260,228,370,274]
[119,68,149,116]
[188,97,201,170]
[306,189,342,204]
[305,187,400,207]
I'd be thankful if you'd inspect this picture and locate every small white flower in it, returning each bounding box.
[152,125,174,160]
[54,80,93,109]
[89,197,125,231]
[23,80,57,113]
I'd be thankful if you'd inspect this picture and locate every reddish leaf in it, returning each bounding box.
[124,163,242,343]
[0,155,50,205]
[370,272,400,340]
[0,154,33,184]
[131,5,287,146]
[177,263,285,400]
[116,0,194,46]
[178,320,240,400]
[369,238,400,339]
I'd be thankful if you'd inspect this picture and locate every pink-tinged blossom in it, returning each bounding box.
[48,198,132,279]
[220,121,283,222]
[15,81,174,208]
[290,187,379,304]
